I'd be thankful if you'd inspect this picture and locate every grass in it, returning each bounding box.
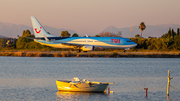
[0,50,179,57]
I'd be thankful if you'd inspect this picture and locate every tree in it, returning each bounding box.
[16,30,34,49]
[61,31,71,37]
[72,33,79,37]
[171,29,176,40]
[139,22,146,37]
[0,38,6,48]
[22,30,32,37]
[135,34,140,38]
[161,28,172,38]
[22,30,26,37]
[99,32,119,37]
[168,28,171,38]
[177,28,179,35]
[173,35,180,50]
[95,35,100,37]
[16,37,31,49]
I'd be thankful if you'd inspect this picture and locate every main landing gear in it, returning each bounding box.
[74,47,81,53]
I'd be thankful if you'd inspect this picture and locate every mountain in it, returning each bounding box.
[103,24,180,38]
[0,35,6,38]
[1,22,180,38]
[0,22,76,38]
[0,22,32,38]
[43,25,76,37]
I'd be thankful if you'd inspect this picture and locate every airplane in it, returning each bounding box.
[30,16,137,52]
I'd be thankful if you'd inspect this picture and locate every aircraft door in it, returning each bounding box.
[120,39,123,45]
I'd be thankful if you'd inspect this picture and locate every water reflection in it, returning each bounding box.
[56,91,108,101]
[1,57,180,101]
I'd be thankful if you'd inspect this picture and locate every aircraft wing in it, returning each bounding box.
[43,35,85,47]
[24,36,86,47]
[60,43,85,47]
[23,37,42,40]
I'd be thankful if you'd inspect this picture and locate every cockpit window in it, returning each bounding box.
[127,40,132,42]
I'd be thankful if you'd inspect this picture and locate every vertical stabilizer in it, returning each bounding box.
[31,16,57,38]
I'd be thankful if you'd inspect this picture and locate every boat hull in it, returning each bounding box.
[56,80,109,93]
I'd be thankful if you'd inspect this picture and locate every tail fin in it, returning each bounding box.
[31,16,57,38]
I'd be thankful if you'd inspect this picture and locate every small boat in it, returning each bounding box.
[56,77,114,93]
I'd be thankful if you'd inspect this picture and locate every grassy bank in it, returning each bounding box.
[0,51,180,58]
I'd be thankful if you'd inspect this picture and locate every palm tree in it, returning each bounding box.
[139,22,146,37]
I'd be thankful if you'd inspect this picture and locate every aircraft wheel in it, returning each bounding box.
[124,50,126,52]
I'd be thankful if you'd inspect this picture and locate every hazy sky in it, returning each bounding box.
[0,0,180,36]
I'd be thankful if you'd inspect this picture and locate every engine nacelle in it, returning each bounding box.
[81,45,95,51]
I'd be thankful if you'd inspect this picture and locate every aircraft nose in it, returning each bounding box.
[133,42,137,47]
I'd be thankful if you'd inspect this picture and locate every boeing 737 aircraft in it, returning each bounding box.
[30,16,137,52]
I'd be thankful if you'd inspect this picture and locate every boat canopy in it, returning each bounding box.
[72,77,80,81]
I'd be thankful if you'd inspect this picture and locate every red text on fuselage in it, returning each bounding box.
[111,39,120,43]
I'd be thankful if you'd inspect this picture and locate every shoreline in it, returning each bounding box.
[0,51,180,58]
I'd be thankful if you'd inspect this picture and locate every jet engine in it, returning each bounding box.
[81,45,95,51]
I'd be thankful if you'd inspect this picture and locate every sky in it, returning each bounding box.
[0,0,180,36]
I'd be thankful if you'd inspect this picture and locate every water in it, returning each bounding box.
[0,57,180,101]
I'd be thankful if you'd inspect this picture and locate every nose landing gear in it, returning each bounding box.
[124,48,130,52]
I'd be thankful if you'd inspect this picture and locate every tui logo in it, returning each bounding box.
[34,27,42,34]
[111,39,120,43]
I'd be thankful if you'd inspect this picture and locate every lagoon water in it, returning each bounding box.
[0,57,180,101]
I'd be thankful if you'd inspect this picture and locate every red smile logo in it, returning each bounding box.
[35,27,42,34]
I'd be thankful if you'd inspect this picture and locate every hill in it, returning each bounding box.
[1,22,180,38]
[0,35,6,38]
[103,24,180,38]
[0,22,76,38]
